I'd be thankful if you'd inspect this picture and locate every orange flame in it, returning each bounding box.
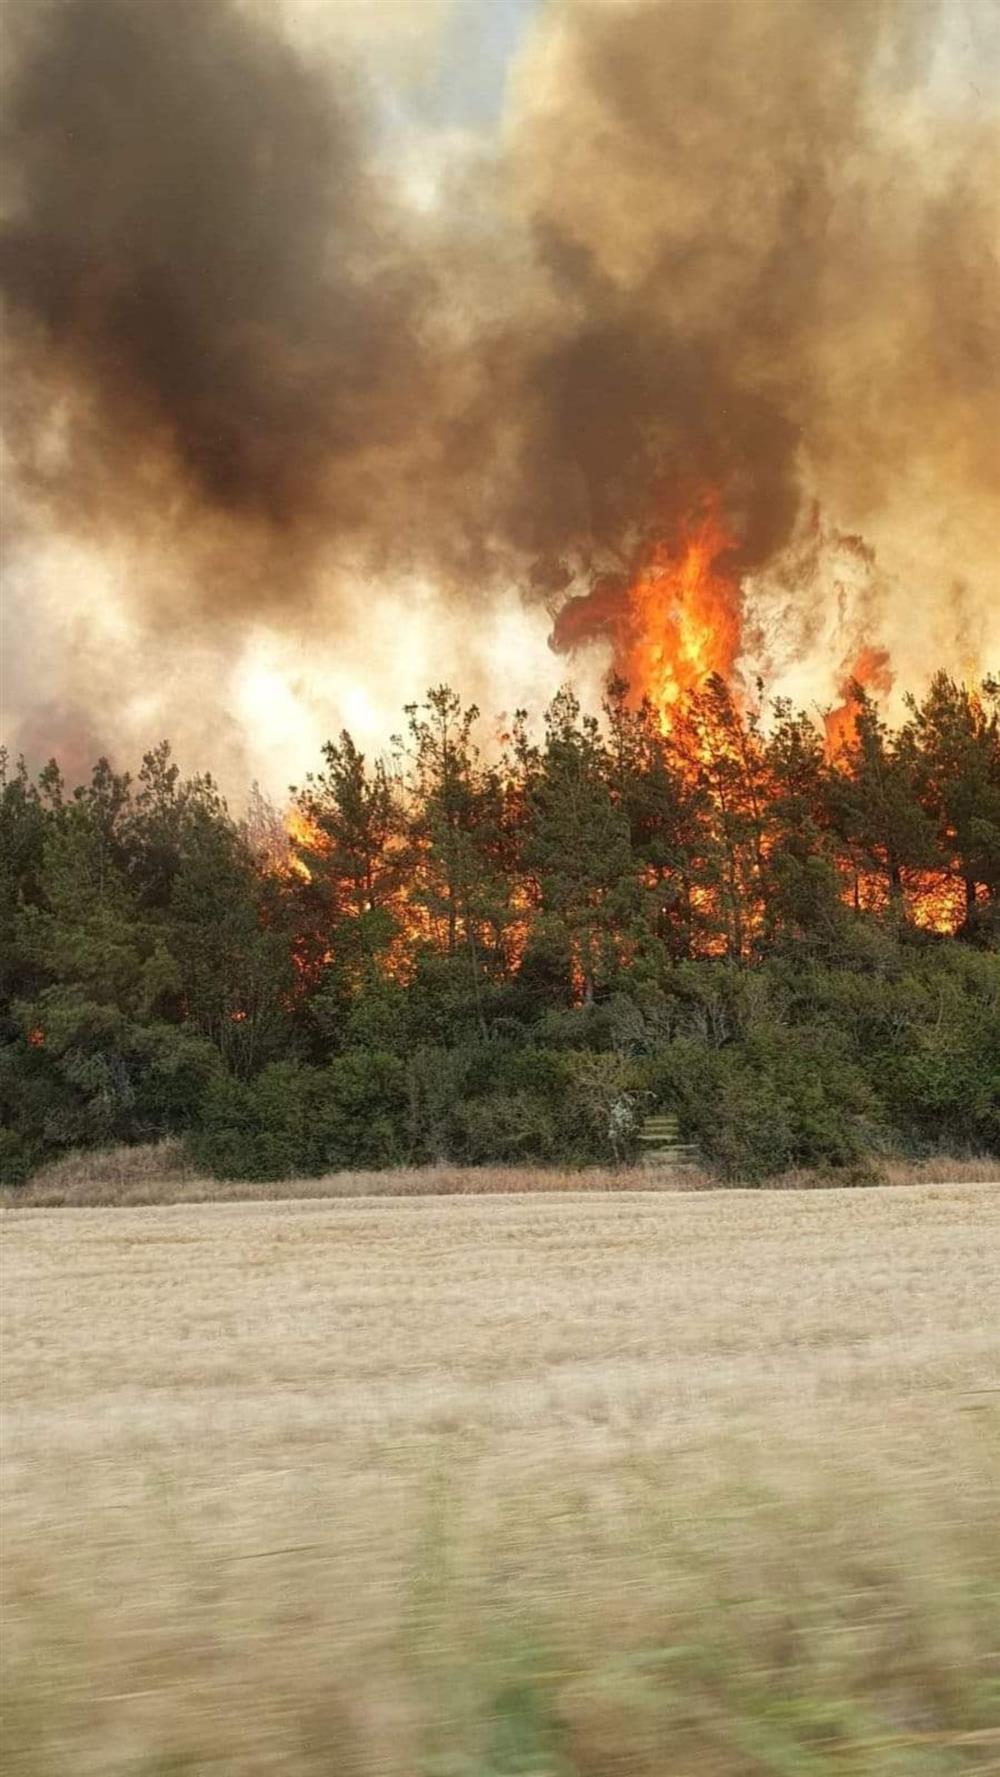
[629,495,742,726]
[552,489,742,728]
[906,869,967,934]
[824,645,894,758]
[285,804,327,882]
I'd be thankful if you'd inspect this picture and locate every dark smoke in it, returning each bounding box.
[2,0,440,607]
[504,0,997,582]
[2,0,998,672]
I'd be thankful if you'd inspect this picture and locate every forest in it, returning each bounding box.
[2,670,998,1186]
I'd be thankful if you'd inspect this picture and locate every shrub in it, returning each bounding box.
[188,1052,408,1179]
[645,1029,876,1180]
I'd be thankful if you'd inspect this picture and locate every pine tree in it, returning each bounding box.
[827,688,938,913]
[522,686,639,1003]
[763,700,842,944]
[295,730,408,970]
[909,673,1000,919]
[168,805,294,1077]
[669,676,770,959]
[602,679,710,960]
[404,687,516,1037]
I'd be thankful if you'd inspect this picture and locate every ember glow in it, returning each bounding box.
[906,871,971,935]
[841,866,971,937]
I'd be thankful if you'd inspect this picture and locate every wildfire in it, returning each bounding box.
[629,497,742,725]
[906,870,967,935]
[552,489,742,728]
[824,645,894,758]
[260,561,971,986]
[841,864,966,934]
[285,804,327,881]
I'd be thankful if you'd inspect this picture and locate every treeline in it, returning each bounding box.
[2,671,998,1185]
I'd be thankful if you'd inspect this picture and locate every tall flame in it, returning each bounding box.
[551,489,742,728]
[285,805,326,881]
[629,495,742,725]
[824,645,894,759]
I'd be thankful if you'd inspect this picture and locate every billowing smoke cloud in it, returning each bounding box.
[2,0,998,785]
[506,0,999,661]
[1,0,449,607]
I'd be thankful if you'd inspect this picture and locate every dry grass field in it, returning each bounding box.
[3,1184,999,1775]
[5,1138,998,1206]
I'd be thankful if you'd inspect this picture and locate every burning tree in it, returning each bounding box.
[2,670,998,1187]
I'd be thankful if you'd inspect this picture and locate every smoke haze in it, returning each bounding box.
[3,0,998,790]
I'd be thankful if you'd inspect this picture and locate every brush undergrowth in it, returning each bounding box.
[4,1140,998,1205]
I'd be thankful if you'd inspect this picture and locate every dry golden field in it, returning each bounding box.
[3,1183,999,1775]
[5,1138,999,1207]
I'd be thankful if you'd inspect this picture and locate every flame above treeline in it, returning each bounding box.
[254,665,997,956]
[549,487,904,762]
[551,489,743,726]
[1,0,998,785]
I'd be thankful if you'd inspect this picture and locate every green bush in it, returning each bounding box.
[188,1052,408,1179]
[646,1030,876,1179]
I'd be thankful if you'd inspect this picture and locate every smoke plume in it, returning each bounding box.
[2,0,998,785]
